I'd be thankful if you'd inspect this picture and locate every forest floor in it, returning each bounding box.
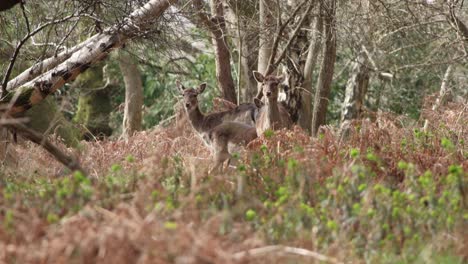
[0,101,466,263]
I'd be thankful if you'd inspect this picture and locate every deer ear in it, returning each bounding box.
[197,83,207,94]
[176,80,185,93]
[277,74,285,83]
[254,98,264,108]
[253,71,264,83]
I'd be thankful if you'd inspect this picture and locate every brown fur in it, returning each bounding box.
[177,81,258,172]
[253,72,292,136]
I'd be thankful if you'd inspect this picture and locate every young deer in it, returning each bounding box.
[177,81,257,171]
[253,71,293,136]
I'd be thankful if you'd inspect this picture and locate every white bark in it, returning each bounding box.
[6,34,100,91]
[341,51,370,123]
[423,65,454,132]
[257,0,274,92]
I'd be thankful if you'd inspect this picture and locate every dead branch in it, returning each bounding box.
[232,245,343,264]
[4,121,86,175]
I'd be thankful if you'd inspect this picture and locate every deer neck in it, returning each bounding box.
[187,107,206,132]
[266,99,281,125]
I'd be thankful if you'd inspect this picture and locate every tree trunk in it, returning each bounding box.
[257,0,275,93]
[224,3,258,102]
[423,65,454,132]
[73,63,113,140]
[341,51,370,123]
[193,0,237,104]
[210,0,237,104]
[119,51,143,138]
[297,15,323,132]
[0,0,176,116]
[311,0,336,136]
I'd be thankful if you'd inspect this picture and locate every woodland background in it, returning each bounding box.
[0,0,466,263]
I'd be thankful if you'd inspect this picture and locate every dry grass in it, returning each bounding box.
[0,100,466,263]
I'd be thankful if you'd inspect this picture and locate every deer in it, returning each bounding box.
[176,81,258,172]
[252,71,293,136]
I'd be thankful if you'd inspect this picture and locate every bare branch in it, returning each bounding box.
[1,12,82,97]
[3,120,86,175]
[265,0,310,75]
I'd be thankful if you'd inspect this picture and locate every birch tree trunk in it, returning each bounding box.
[257,0,275,94]
[423,65,454,132]
[340,0,372,137]
[119,51,143,138]
[311,0,336,136]
[0,0,176,116]
[341,51,370,123]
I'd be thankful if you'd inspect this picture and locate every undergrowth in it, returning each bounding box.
[0,102,466,263]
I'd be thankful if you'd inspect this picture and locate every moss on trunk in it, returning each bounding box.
[25,97,81,147]
[72,63,113,140]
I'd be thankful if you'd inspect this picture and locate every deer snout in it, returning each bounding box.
[185,103,191,108]
[266,91,272,97]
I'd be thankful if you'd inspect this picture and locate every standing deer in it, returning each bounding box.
[177,81,257,171]
[253,71,293,136]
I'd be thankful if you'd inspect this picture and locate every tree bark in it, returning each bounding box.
[341,51,370,123]
[297,14,323,132]
[224,3,258,102]
[0,0,176,116]
[193,0,237,104]
[119,51,143,138]
[311,0,336,136]
[257,0,275,93]
[6,34,100,91]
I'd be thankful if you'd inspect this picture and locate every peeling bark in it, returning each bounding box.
[341,51,370,122]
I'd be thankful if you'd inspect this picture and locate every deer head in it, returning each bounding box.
[176,80,206,112]
[253,71,285,102]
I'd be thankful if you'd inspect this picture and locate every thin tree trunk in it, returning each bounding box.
[311,0,336,136]
[210,0,237,104]
[0,0,176,116]
[224,3,258,102]
[257,0,275,93]
[193,0,237,104]
[298,15,323,132]
[119,51,143,138]
[423,65,454,132]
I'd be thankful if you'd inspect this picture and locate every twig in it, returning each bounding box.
[266,0,309,75]
[232,245,343,264]
[269,0,316,74]
[20,1,30,34]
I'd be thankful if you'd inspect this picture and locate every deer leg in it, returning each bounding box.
[209,134,230,174]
